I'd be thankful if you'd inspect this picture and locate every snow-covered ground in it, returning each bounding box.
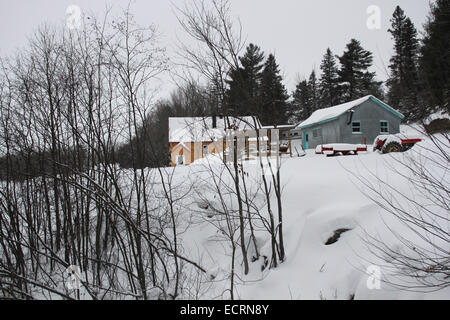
[171,125,449,300]
[1,123,447,300]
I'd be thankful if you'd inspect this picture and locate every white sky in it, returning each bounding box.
[0,0,431,98]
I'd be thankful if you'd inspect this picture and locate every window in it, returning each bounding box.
[176,155,185,165]
[352,121,361,134]
[313,128,322,138]
[203,145,209,156]
[380,120,389,133]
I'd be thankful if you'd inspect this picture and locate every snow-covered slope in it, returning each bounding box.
[173,130,449,300]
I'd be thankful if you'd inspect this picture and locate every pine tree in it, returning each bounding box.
[308,70,320,112]
[319,48,340,106]
[225,67,248,115]
[419,0,450,115]
[291,79,312,122]
[337,39,383,102]
[290,70,320,123]
[386,6,420,121]
[259,54,289,125]
[225,43,265,116]
[240,43,265,101]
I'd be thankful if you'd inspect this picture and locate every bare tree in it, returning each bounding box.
[174,0,244,111]
[0,6,206,300]
[353,127,449,292]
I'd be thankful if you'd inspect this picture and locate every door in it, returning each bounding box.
[303,131,309,149]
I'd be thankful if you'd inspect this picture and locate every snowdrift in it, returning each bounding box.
[176,126,449,300]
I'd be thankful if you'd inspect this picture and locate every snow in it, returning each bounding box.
[297,95,373,128]
[297,95,403,129]
[423,109,450,126]
[190,151,224,166]
[372,134,403,151]
[2,123,446,300]
[291,139,306,157]
[315,145,323,154]
[169,116,261,143]
[323,143,366,151]
[261,125,296,129]
[316,143,367,155]
[172,129,449,300]
[9,121,447,300]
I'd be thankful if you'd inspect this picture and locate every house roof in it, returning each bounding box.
[297,95,404,129]
[261,124,297,130]
[171,142,191,153]
[169,116,261,143]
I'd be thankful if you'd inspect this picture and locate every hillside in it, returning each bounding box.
[173,126,449,300]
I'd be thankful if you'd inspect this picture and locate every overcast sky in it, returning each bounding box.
[0,0,431,97]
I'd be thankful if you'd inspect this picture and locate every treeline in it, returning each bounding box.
[0,11,205,299]
[0,1,291,299]
[121,2,449,169]
[295,3,450,122]
[3,2,447,171]
[239,3,446,124]
[115,82,217,169]
[386,2,450,122]
[0,0,447,300]
[291,39,383,123]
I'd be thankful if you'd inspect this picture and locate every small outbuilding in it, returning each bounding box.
[296,95,405,149]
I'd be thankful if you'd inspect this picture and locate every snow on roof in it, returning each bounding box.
[169,116,261,143]
[171,141,191,152]
[297,95,403,129]
[297,96,372,129]
[261,124,297,129]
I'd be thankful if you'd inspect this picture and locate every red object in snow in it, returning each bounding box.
[316,144,368,156]
[373,135,422,154]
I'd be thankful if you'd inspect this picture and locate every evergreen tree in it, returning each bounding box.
[259,54,289,125]
[225,67,248,115]
[240,44,265,101]
[319,48,340,106]
[308,70,320,112]
[337,39,383,101]
[291,79,312,122]
[419,0,450,114]
[386,6,420,121]
[225,43,265,116]
[290,70,320,123]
